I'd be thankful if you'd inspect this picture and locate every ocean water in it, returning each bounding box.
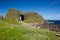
[47,20,60,25]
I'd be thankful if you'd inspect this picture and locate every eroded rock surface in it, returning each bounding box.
[0,15,3,20]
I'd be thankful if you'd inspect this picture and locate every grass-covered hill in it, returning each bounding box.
[4,8,46,24]
[0,21,59,40]
[24,12,46,24]
[0,8,60,40]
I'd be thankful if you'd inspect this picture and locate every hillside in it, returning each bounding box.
[0,21,60,40]
[24,12,46,24]
[0,8,60,40]
[5,8,46,24]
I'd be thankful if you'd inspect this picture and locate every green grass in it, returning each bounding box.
[0,21,59,40]
[0,8,59,40]
[24,15,45,23]
[4,8,20,24]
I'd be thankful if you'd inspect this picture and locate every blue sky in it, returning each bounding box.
[0,0,60,20]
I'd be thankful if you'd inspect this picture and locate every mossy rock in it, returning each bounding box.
[24,12,46,24]
[5,8,21,24]
[5,8,47,24]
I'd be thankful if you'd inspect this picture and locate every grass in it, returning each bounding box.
[0,8,59,40]
[0,21,60,40]
[24,15,45,23]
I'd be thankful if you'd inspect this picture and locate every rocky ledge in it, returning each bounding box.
[31,23,60,34]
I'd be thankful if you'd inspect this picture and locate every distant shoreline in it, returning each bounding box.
[47,20,60,25]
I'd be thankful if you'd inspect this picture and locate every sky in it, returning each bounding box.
[0,0,60,20]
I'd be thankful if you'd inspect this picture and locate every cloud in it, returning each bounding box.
[46,14,60,20]
[53,14,60,17]
[49,0,59,6]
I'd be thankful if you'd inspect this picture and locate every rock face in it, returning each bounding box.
[40,24,60,34]
[5,8,46,24]
[5,8,45,24]
[0,15,3,20]
[5,8,21,24]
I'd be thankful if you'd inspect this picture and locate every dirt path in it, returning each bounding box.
[21,21,34,28]
[20,21,40,29]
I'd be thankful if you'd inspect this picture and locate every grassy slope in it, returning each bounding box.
[24,12,46,23]
[24,16,45,23]
[0,21,59,40]
[0,9,59,40]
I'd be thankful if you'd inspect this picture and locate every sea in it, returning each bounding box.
[47,20,60,25]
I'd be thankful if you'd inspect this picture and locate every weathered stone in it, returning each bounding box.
[0,15,3,20]
[5,8,21,24]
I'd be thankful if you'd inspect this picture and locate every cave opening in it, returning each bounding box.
[19,14,25,21]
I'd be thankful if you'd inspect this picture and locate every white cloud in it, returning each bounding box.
[48,0,59,6]
[46,14,60,20]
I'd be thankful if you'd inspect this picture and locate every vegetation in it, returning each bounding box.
[24,12,46,23]
[0,8,60,40]
[5,8,21,24]
[0,21,59,40]
[5,8,46,24]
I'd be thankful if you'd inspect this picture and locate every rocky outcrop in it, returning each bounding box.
[5,8,21,24]
[34,24,60,34]
[0,15,3,20]
[24,12,46,24]
[1,8,60,34]
[5,8,46,24]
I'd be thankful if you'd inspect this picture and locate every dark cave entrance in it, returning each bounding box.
[19,14,25,21]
